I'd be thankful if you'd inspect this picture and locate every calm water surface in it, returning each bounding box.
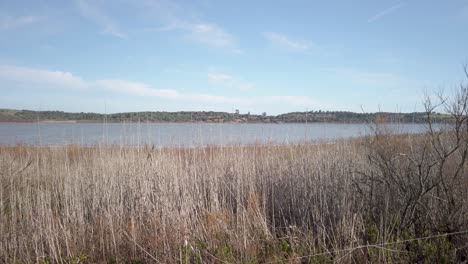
[0,122,431,146]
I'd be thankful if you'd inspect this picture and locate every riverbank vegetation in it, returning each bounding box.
[1,132,468,262]
[1,133,467,263]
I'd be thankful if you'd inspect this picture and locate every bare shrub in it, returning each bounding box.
[356,67,468,262]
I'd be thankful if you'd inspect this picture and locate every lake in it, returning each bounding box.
[0,122,431,147]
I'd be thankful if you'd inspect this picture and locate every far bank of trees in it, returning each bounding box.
[0,109,450,124]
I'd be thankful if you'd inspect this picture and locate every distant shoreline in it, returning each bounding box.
[0,108,451,124]
[0,120,436,124]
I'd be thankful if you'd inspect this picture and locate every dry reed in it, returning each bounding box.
[0,136,466,263]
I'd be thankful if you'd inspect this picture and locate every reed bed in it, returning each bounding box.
[0,135,467,263]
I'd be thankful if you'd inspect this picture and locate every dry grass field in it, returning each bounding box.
[1,128,467,263]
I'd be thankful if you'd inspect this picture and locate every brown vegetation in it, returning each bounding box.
[0,133,467,263]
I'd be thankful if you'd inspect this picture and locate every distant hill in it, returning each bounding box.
[0,108,451,123]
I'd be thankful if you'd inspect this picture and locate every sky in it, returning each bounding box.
[0,0,467,114]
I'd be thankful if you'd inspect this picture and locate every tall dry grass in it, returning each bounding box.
[0,135,467,263]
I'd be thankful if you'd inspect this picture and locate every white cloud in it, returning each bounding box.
[208,73,254,90]
[75,0,126,38]
[126,0,238,51]
[96,79,180,98]
[188,23,236,49]
[368,3,405,23]
[0,64,325,113]
[0,65,87,90]
[96,80,323,109]
[97,78,245,104]
[155,20,238,51]
[0,15,44,31]
[208,73,233,82]
[264,32,312,51]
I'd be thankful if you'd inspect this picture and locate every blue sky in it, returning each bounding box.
[0,0,467,114]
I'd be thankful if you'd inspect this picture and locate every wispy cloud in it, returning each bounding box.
[97,79,232,104]
[153,20,238,51]
[75,0,126,38]
[0,15,44,31]
[368,2,405,23]
[0,65,86,90]
[188,23,236,49]
[0,64,325,112]
[96,79,323,109]
[96,79,180,99]
[264,32,312,51]
[208,73,254,90]
[127,0,239,51]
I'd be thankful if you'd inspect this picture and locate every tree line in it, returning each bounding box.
[0,108,451,123]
